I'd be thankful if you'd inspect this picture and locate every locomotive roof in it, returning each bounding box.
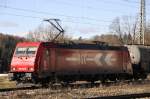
[43,41,127,50]
[16,41,127,50]
[17,42,41,47]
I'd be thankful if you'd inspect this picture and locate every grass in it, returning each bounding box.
[0,76,16,89]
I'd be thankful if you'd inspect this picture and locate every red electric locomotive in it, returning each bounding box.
[9,41,133,84]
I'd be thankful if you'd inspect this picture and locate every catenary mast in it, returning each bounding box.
[139,0,146,45]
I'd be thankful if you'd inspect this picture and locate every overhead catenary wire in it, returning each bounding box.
[0,4,144,23]
[0,12,109,35]
[0,5,113,23]
[0,1,149,32]
[1,0,148,23]
[0,1,149,20]
[50,0,140,9]
[0,12,110,27]
[0,2,148,25]
[47,0,150,14]
[0,4,146,28]
[49,0,150,15]
[123,0,150,5]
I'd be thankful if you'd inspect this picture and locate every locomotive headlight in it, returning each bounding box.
[29,67,34,71]
[12,67,16,71]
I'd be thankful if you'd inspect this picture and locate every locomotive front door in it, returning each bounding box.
[40,48,50,75]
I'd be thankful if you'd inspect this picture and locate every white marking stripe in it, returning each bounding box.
[66,57,79,61]
[86,58,94,61]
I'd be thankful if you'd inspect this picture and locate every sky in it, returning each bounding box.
[0,0,149,39]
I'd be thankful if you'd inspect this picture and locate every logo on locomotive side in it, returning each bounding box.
[65,53,117,66]
[94,53,117,66]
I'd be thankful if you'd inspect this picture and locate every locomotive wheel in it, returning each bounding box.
[61,81,69,87]
[133,73,146,80]
[139,73,147,80]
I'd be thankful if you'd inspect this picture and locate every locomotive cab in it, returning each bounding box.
[9,42,41,82]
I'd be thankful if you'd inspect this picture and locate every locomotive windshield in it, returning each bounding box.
[15,47,37,55]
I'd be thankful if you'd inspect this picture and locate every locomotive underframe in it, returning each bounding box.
[9,69,147,86]
[132,63,147,79]
[9,72,36,83]
[9,72,133,84]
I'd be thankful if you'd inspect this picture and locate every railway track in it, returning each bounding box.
[0,86,40,92]
[0,79,149,92]
[88,93,150,99]
[1,85,150,99]
[1,79,150,99]
[1,81,150,99]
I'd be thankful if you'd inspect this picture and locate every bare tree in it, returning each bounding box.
[109,17,123,44]
[26,24,72,42]
[91,34,121,45]
[109,16,139,44]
